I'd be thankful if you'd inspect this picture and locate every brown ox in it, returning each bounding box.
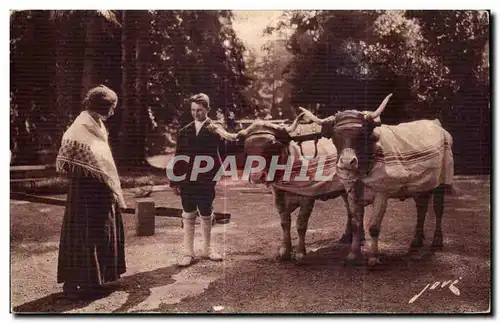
[299,94,455,266]
[207,115,362,262]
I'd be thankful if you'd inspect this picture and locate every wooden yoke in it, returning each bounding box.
[290,131,323,159]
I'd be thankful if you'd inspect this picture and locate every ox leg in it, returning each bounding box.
[278,211,293,260]
[295,199,315,262]
[410,193,431,251]
[339,194,366,245]
[431,186,445,249]
[339,194,353,244]
[367,194,388,266]
[274,190,295,261]
[346,201,364,262]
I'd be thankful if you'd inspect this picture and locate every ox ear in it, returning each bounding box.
[371,127,381,141]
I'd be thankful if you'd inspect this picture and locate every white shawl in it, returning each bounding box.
[56,111,126,208]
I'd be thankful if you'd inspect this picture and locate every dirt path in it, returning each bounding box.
[10,176,491,313]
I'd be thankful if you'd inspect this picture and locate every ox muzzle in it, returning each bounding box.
[337,148,359,171]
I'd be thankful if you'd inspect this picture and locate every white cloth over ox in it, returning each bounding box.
[272,138,344,197]
[356,119,454,196]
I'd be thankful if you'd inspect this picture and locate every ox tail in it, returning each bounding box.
[441,184,460,196]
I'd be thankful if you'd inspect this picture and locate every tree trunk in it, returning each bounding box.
[118,10,151,167]
[135,11,151,163]
[12,10,56,164]
[119,10,139,166]
[81,13,101,99]
[53,14,83,129]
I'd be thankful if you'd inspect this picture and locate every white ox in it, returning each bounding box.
[300,94,455,266]
[207,115,361,262]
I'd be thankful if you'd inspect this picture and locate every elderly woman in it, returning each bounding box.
[56,85,127,298]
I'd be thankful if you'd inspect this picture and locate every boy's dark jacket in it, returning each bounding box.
[169,119,229,186]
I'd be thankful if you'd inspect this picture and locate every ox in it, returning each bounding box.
[206,115,364,261]
[299,94,455,266]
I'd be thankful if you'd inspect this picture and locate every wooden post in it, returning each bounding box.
[136,198,155,236]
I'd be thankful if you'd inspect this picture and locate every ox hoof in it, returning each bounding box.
[410,238,424,251]
[431,232,443,250]
[431,240,443,250]
[346,251,359,262]
[344,253,362,266]
[277,247,293,261]
[294,252,306,263]
[367,257,381,266]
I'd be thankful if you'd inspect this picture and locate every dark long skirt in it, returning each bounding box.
[57,172,126,289]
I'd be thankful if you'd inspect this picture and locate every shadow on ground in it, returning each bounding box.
[13,264,184,313]
[159,238,489,313]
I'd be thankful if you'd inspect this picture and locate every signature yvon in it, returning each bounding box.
[409,277,463,304]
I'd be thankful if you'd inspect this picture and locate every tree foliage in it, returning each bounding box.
[268,10,490,173]
[10,10,249,166]
[147,10,250,128]
[242,39,294,120]
[10,10,490,174]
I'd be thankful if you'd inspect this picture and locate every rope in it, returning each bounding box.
[291,132,322,160]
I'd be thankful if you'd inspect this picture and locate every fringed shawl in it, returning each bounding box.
[56,111,126,208]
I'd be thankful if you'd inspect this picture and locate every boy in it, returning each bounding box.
[169,93,227,267]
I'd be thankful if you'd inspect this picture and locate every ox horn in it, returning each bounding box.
[236,121,261,138]
[259,112,305,134]
[206,122,239,141]
[284,112,305,133]
[367,93,393,120]
[297,107,335,125]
